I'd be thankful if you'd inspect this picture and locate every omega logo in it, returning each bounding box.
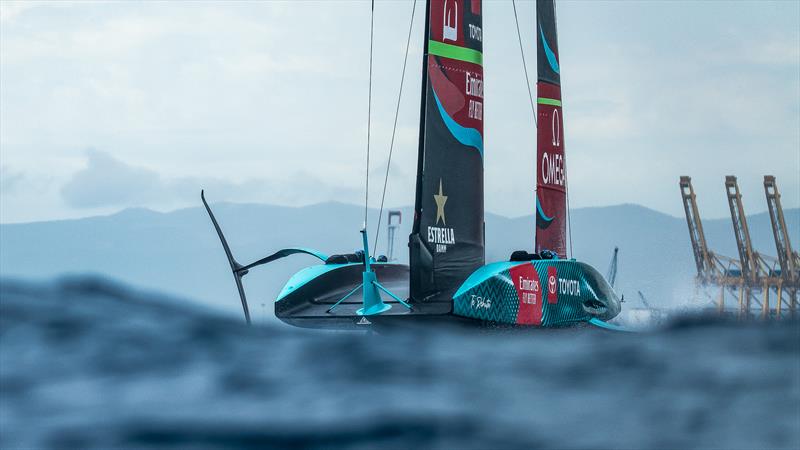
[551,109,561,147]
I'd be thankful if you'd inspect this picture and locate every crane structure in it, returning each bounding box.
[680,176,742,312]
[680,175,797,319]
[386,210,402,261]
[764,176,799,317]
[606,247,619,288]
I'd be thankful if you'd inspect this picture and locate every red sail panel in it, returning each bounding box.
[535,82,566,257]
[535,0,567,258]
[426,0,484,148]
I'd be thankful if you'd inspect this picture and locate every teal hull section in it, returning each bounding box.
[274,259,620,329]
[452,259,621,326]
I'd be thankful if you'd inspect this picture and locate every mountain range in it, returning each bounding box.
[1,201,797,321]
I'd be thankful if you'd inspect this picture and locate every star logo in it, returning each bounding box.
[433,178,448,226]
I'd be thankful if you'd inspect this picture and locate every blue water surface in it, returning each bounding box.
[1,277,798,449]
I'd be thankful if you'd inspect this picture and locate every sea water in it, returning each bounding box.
[1,277,798,449]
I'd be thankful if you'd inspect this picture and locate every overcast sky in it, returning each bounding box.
[1,0,798,224]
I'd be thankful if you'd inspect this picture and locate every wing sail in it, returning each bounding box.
[535,0,568,258]
[410,0,485,301]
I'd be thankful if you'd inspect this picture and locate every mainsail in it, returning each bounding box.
[535,0,567,258]
[410,0,485,301]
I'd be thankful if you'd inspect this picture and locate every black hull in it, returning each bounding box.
[277,313,480,331]
[275,263,455,330]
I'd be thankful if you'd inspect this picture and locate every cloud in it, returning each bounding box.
[0,2,41,23]
[60,150,365,210]
[60,150,162,208]
[0,166,25,194]
[2,1,798,222]
[0,1,78,25]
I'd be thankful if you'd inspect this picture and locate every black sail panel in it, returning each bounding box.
[536,0,560,86]
[410,0,485,301]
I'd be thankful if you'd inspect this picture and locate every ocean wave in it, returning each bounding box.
[1,276,798,449]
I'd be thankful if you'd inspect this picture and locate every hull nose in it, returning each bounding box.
[577,262,622,321]
[582,295,621,321]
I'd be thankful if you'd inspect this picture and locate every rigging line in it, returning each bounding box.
[373,0,417,255]
[566,171,573,258]
[512,0,537,128]
[552,0,575,257]
[552,0,572,259]
[512,0,540,235]
[364,0,375,229]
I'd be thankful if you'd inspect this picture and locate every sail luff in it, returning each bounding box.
[412,0,432,235]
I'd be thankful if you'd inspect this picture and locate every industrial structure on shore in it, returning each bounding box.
[680,175,798,319]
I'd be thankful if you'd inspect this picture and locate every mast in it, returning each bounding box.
[534,0,568,258]
[413,0,433,234]
[410,0,485,301]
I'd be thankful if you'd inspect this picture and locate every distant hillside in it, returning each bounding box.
[1,202,797,318]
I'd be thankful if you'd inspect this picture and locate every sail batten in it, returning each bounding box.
[427,40,483,64]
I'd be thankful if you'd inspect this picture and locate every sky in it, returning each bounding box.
[1,0,798,224]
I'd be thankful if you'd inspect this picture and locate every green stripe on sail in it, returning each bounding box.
[537,97,562,107]
[428,40,483,65]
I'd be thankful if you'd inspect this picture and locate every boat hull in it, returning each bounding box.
[452,259,621,326]
[274,259,620,330]
[274,263,453,329]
